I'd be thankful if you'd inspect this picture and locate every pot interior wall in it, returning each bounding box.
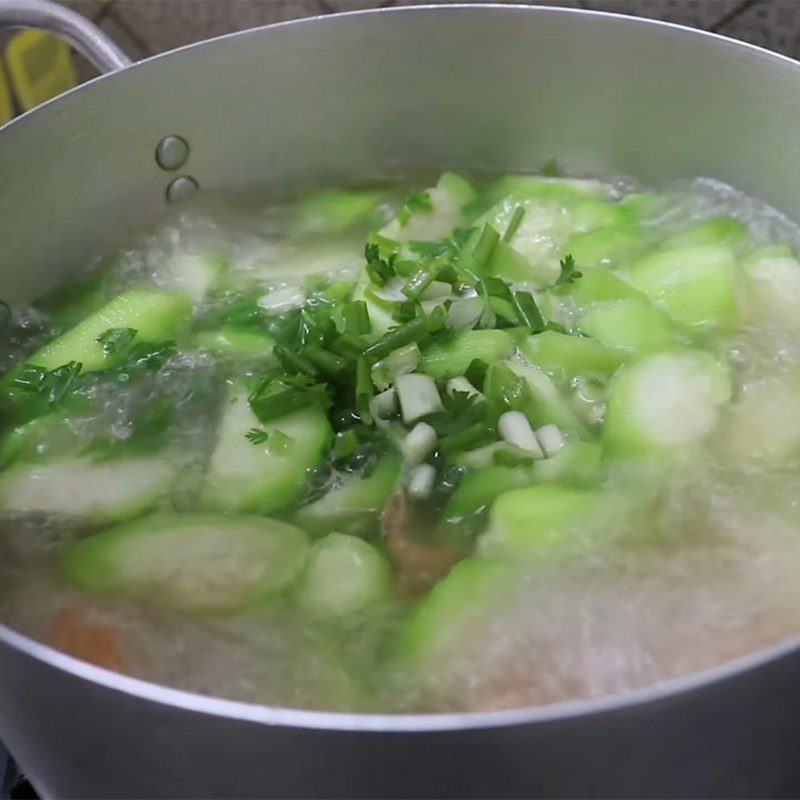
[1,6,800,305]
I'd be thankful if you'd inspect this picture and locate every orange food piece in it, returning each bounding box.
[49,604,125,673]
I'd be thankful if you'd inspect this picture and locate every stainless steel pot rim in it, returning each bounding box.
[3,2,800,733]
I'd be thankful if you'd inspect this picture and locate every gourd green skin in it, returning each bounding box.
[626,245,739,328]
[62,514,310,613]
[663,217,747,250]
[477,483,603,557]
[561,225,643,269]
[294,533,392,620]
[293,189,385,234]
[193,327,275,361]
[0,455,177,524]
[402,557,520,667]
[0,414,83,468]
[557,267,645,305]
[293,454,402,538]
[25,288,192,373]
[604,349,732,455]
[579,298,681,354]
[419,330,515,380]
[202,387,332,515]
[521,330,628,383]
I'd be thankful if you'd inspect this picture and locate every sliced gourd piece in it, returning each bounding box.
[402,557,520,666]
[293,189,384,234]
[604,349,731,453]
[0,455,176,524]
[62,514,309,612]
[664,217,747,250]
[561,226,643,269]
[478,483,602,557]
[25,288,191,373]
[715,376,800,464]
[521,330,628,383]
[531,440,604,485]
[486,175,606,206]
[742,246,800,329]
[157,254,226,304]
[0,413,85,468]
[419,330,515,380]
[294,454,402,537]
[579,298,679,354]
[627,245,739,327]
[557,267,644,305]
[571,199,637,234]
[230,238,363,286]
[193,327,274,361]
[295,532,391,619]
[202,386,332,515]
[381,173,477,242]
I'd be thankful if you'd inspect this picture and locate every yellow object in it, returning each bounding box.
[0,60,13,125]
[5,30,77,112]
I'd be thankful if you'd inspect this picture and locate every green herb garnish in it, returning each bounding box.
[96,327,137,356]
[245,428,270,445]
[555,254,582,285]
[397,190,433,227]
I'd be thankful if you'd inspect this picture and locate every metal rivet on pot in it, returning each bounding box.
[165,175,200,204]
[155,136,190,171]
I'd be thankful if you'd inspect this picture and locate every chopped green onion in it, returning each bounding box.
[407,463,436,499]
[471,224,501,272]
[371,342,421,391]
[439,422,489,457]
[333,429,359,460]
[248,380,316,424]
[446,376,481,398]
[395,373,442,424]
[447,297,483,331]
[464,358,489,390]
[330,332,369,360]
[498,411,544,457]
[342,300,371,335]
[364,317,429,361]
[370,387,398,420]
[426,305,448,335]
[512,291,545,332]
[392,300,420,323]
[535,423,567,457]
[502,206,526,243]
[355,356,374,422]
[304,346,348,376]
[403,269,435,301]
[397,190,433,227]
[274,344,318,377]
[400,422,437,465]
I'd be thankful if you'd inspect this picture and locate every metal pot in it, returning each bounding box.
[2,2,800,796]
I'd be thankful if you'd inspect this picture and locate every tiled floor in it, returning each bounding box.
[59,0,800,78]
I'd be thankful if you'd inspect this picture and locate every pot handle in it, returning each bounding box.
[0,0,131,73]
